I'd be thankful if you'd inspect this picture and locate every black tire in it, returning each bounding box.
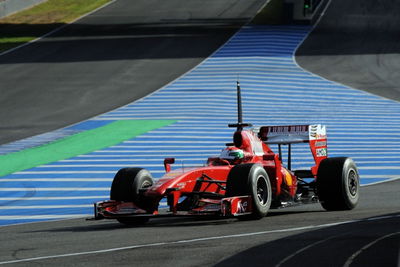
[226,164,272,219]
[316,157,360,211]
[110,168,153,202]
[110,167,153,226]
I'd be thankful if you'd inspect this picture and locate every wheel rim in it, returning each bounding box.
[141,179,152,189]
[348,169,358,197]
[256,176,268,206]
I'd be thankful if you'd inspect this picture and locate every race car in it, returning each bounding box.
[93,83,360,225]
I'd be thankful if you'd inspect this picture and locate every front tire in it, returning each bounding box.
[316,157,360,211]
[226,164,272,219]
[110,168,153,202]
[110,168,154,225]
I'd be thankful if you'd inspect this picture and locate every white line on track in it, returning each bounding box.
[0,178,112,182]
[338,155,400,159]
[0,0,118,56]
[0,205,92,209]
[102,113,400,121]
[0,188,109,191]
[121,105,399,114]
[13,171,115,174]
[275,231,350,267]
[89,150,399,154]
[360,166,400,170]
[38,164,203,168]
[59,158,204,162]
[0,215,90,221]
[76,154,212,158]
[12,171,166,174]
[93,150,217,153]
[29,165,400,170]
[134,137,226,141]
[143,92,378,102]
[0,215,398,265]
[0,175,396,183]
[292,166,400,172]
[37,164,161,168]
[359,175,400,179]
[112,145,222,148]
[132,135,230,139]
[171,121,400,126]
[122,141,224,144]
[141,131,400,137]
[0,196,107,201]
[362,176,400,185]
[343,231,400,267]
[114,143,400,148]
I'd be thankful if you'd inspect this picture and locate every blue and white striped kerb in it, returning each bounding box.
[1,25,399,226]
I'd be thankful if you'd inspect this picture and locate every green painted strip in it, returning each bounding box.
[0,120,176,177]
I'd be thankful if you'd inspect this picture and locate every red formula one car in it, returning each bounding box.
[93,83,360,225]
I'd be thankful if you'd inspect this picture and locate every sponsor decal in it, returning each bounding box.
[177,182,186,188]
[284,170,293,186]
[316,148,327,157]
[309,125,327,140]
[260,125,309,144]
[267,125,308,136]
[245,131,264,155]
[315,141,327,147]
[237,200,248,213]
[201,204,220,211]
[259,124,327,144]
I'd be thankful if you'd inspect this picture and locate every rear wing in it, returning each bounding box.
[258,125,327,175]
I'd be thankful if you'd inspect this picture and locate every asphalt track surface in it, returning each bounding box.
[0,0,399,266]
[0,0,266,145]
[0,181,398,266]
[296,0,400,101]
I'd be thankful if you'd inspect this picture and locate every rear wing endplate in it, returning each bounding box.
[258,124,326,144]
[258,125,327,175]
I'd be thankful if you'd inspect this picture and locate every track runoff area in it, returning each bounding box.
[1,25,399,227]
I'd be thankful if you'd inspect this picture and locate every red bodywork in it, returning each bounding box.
[94,124,328,220]
[95,125,327,219]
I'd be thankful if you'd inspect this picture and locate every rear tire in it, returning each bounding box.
[316,157,360,211]
[226,164,272,219]
[110,168,153,225]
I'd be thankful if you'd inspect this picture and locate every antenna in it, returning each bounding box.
[228,79,252,131]
[237,80,243,125]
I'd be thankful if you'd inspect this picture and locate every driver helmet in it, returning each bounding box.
[220,147,244,162]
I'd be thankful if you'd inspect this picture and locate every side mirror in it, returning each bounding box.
[164,158,175,173]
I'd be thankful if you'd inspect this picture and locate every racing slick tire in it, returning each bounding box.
[110,168,154,225]
[226,164,272,219]
[316,157,360,211]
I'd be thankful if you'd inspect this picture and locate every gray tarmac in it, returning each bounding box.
[296,0,400,101]
[0,0,399,266]
[0,0,266,145]
[0,180,398,266]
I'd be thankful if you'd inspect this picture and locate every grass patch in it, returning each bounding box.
[0,36,36,51]
[0,0,110,53]
[0,120,176,177]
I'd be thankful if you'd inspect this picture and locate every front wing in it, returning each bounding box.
[94,195,253,220]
